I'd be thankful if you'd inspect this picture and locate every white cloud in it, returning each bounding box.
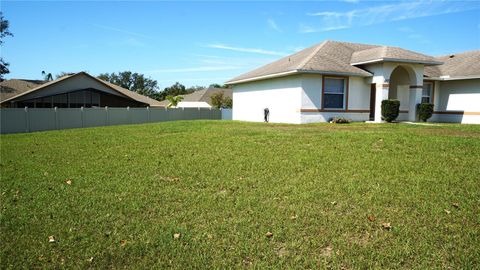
[146,66,241,74]
[206,44,287,56]
[267,18,282,32]
[302,1,479,33]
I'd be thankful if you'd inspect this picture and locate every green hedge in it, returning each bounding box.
[381,99,400,122]
[418,103,434,122]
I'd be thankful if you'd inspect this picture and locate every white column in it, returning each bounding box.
[408,85,423,122]
[374,83,389,122]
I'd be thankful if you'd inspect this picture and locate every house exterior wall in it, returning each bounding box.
[231,72,479,125]
[430,78,480,124]
[300,75,371,123]
[232,75,302,124]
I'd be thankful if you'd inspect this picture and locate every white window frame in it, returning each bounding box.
[323,77,346,110]
[422,82,433,104]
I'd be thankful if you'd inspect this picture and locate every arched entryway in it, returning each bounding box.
[389,66,412,100]
[389,65,423,121]
[371,64,424,122]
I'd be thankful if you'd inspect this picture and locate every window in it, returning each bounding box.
[422,82,433,104]
[323,77,345,109]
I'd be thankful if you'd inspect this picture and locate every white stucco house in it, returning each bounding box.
[226,40,480,124]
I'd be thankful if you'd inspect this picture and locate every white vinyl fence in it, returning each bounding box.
[0,107,231,134]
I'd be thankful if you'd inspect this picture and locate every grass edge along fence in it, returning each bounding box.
[0,107,230,134]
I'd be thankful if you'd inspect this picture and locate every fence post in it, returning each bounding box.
[24,107,30,133]
[81,107,84,127]
[147,106,150,123]
[127,106,131,124]
[54,107,58,130]
[105,106,109,125]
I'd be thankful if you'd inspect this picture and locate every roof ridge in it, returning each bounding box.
[297,41,328,70]
[435,49,480,58]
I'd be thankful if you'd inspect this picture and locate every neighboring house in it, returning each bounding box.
[226,40,480,124]
[0,72,163,108]
[158,88,232,108]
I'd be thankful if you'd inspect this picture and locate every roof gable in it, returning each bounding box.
[1,72,162,106]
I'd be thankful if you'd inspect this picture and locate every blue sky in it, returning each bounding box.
[2,0,480,88]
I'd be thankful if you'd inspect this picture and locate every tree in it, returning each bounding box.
[56,72,76,79]
[166,95,184,108]
[0,12,13,81]
[159,82,193,101]
[210,92,232,109]
[98,71,160,100]
[209,83,231,89]
[42,71,53,81]
[186,85,205,92]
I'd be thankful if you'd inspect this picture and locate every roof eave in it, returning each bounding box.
[433,75,480,81]
[225,70,300,85]
[351,58,444,66]
[226,69,371,85]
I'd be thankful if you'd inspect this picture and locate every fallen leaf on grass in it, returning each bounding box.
[87,257,94,263]
[367,215,376,222]
[444,209,451,214]
[65,179,72,185]
[331,201,337,206]
[173,233,181,239]
[120,240,127,247]
[381,222,392,230]
[290,215,298,220]
[265,232,273,238]
[48,235,56,243]
[452,202,460,208]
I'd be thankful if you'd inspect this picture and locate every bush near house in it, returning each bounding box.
[418,103,434,122]
[329,117,351,124]
[381,99,400,122]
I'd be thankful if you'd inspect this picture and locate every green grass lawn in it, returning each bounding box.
[1,121,479,269]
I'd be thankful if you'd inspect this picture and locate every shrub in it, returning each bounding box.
[418,103,434,122]
[329,117,351,124]
[381,99,400,122]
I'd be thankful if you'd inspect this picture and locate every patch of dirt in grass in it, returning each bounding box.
[349,231,371,247]
[320,246,335,257]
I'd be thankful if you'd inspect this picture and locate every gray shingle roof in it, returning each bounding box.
[227,41,377,84]
[350,46,442,65]
[424,50,480,79]
[226,40,446,84]
[0,79,46,101]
